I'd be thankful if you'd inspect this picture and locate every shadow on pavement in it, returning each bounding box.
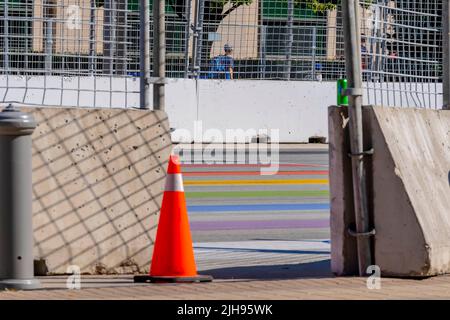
[200,259,333,281]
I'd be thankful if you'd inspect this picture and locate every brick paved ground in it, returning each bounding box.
[1,240,450,300]
[1,275,450,300]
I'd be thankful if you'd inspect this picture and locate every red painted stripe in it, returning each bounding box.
[183,170,329,176]
[182,163,328,168]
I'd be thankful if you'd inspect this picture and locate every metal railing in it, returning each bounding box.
[0,0,447,108]
[0,1,345,80]
[359,0,443,109]
[1,0,141,108]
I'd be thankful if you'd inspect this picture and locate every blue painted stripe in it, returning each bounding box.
[187,203,330,212]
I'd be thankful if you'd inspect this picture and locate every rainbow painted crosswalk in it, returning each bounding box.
[183,161,331,242]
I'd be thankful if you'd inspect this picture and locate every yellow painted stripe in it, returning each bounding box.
[184,179,329,186]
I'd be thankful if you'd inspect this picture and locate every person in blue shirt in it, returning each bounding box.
[209,44,234,80]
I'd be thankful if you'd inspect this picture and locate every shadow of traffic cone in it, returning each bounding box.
[134,155,212,283]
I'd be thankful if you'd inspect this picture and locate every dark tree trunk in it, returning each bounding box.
[201,23,221,66]
[170,0,240,74]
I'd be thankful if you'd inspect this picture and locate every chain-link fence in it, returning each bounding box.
[193,0,346,80]
[0,0,142,107]
[0,1,346,78]
[359,0,443,108]
[0,0,446,108]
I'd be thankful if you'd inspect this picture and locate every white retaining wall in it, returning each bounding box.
[1,76,443,142]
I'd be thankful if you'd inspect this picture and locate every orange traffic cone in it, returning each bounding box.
[134,155,212,283]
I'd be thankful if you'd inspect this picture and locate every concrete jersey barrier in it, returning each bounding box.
[329,105,450,277]
[25,107,172,274]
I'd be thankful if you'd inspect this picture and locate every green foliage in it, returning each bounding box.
[217,0,338,14]
[94,0,338,16]
[303,0,338,12]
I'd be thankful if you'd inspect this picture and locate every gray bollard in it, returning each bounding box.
[0,104,41,290]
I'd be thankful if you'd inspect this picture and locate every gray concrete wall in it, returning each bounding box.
[370,107,450,276]
[328,106,358,276]
[329,105,450,277]
[25,107,172,274]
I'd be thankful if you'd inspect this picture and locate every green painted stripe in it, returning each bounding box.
[185,190,330,199]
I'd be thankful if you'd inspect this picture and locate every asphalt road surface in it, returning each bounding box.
[179,147,330,243]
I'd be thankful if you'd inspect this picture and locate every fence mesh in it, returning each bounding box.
[359,0,443,108]
[0,0,445,108]
[196,0,345,80]
[0,0,142,107]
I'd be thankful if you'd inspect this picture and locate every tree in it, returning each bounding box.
[169,0,339,20]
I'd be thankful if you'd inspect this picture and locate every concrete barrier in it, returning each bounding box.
[1,77,336,142]
[329,105,450,277]
[24,107,172,274]
[3,76,446,142]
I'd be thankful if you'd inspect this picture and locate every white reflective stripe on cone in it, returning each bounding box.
[165,173,184,192]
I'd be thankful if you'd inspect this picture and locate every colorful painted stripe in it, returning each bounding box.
[186,190,329,199]
[184,179,328,186]
[183,170,329,177]
[188,203,329,212]
[190,219,329,231]
[183,163,328,169]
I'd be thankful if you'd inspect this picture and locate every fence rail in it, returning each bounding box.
[0,0,446,108]
[359,0,443,109]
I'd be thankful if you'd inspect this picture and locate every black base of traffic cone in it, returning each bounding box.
[134,274,213,283]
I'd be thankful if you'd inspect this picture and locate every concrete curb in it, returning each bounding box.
[174,144,329,155]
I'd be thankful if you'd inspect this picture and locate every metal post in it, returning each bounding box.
[0,104,41,290]
[116,0,128,75]
[192,0,205,78]
[103,0,113,75]
[45,20,53,74]
[184,0,192,78]
[443,0,450,110]
[89,0,96,75]
[153,0,166,110]
[312,26,317,80]
[139,0,150,109]
[4,0,9,73]
[285,0,294,80]
[342,0,373,276]
[259,25,267,79]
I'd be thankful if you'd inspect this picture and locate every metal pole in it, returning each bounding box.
[259,25,267,79]
[0,104,41,290]
[312,26,317,80]
[257,1,265,80]
[116,0,128,75]
[192,0,205,79]
[285,0,294,80]
[103,0,113,74]
[443,0,450,110]
[342,0,373,276]
[45,20,53,74]
[139,0,150,109]
[4,1,9,73]
[184,0,192,78]
[153,0,166,110]
[89,0,96,75]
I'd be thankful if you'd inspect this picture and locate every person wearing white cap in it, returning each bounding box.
[209,44,234,80]
[223,44,234,80]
